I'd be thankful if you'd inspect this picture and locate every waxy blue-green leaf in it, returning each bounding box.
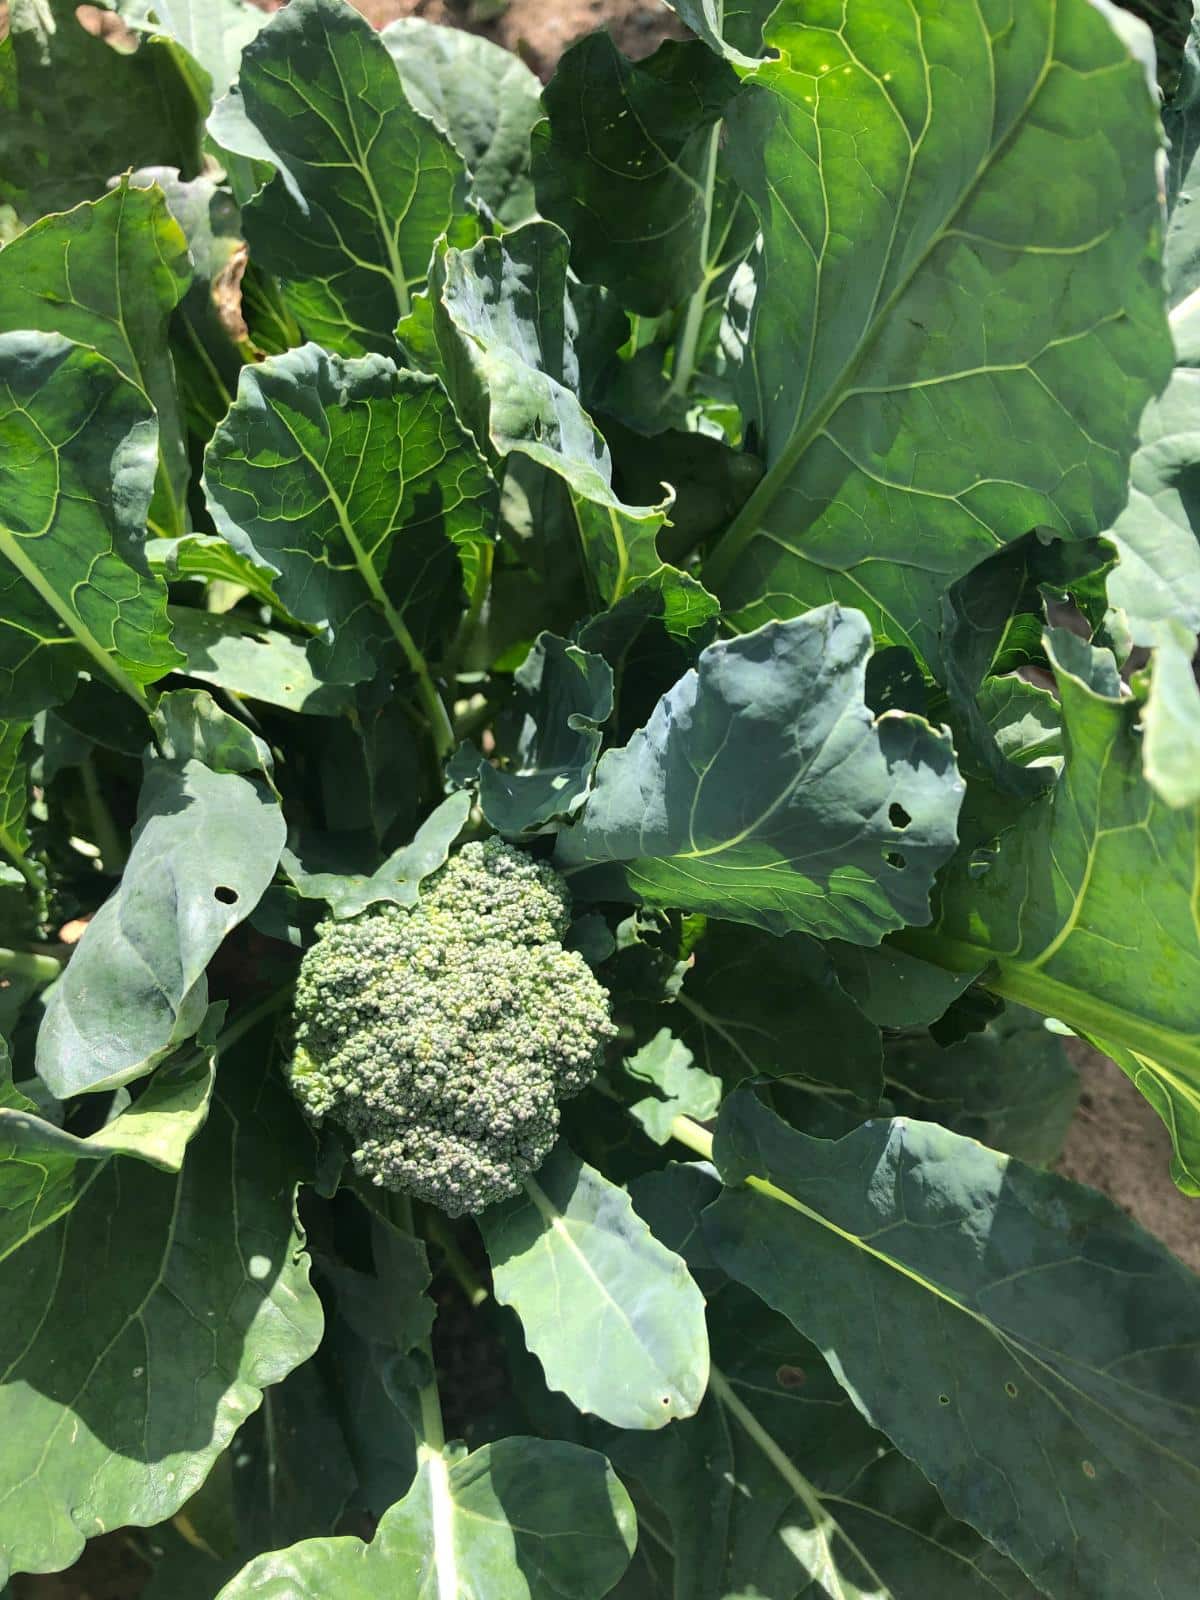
[214,0,473,354]
[38,757,285,1098]
[826,940,978,1029]
[533,35,737,316]
[623,1029,721,1146]
[619,1169,1042,1600]
[0,0,204,224]
[0,1037,215,1264]
[884,1004,1079,1167]
[282,789,470,918]
[151,687,276,785]
[0,180,192,537]
[915,628,1200,1193]
[671,918,883,1103]
[0,332,181,719]
[419,223,675,613]
[216,1437,636,1600]
[701,0,1172,667]
[480,633,613,836]
[203,343,497,687]
[0,1042,322,1585]
[168,608,352,718]
[559,606,963,944]
[704,1089,1200,1600]
[479,1142,709,1430]
[382,17,543,227]
[123,0,273,100]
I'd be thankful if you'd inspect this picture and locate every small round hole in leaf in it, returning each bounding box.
[884,850,907,870]
[214,885,239,905]
[888,802,911,829]
[776,1365,807,1389]
[938,1393,951,1406]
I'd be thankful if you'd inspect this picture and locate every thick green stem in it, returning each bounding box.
[80,754,128,875]
[668,119,722,404]
[395,1195,447,1454]
[424,1210,489,1308]
[708,1366,888,1594]
[446,542,495,684]
[0,946,63,986]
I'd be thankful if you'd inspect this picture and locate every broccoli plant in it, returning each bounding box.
[1,0,1200,1596]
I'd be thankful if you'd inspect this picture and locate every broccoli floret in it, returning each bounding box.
[288,837,617,1216]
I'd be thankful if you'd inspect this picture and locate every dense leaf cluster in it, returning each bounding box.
[0,0,1199,1596]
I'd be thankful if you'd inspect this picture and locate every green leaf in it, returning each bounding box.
[146,532,289,615]
[1137,620,1200,808]
[479,1142,709,1429]
[913,628,1200,1192]
[0,0,203,223]
[215,1436,636,1600]
[663,0,774,66]
[559,606,963,944]
[168,608,352,718]
[624,1029,721,1145]
[1106,368,1200,644]
[701,0,1172,666]
[0,331,182,718]
[382,17,543,227]
[0,180,192,537]
[213,0,473,354]
[151,687,276,782]
[0,1038,215,1264]
[825,940,979,1029]
[620,1172,1042,1599]
[704,1089,1200,1600]
[671,919,883,1103]
[37,757,285,1097]
[202,343,497,687]
[420,223,675,611]
[0,720,32,881]
[282,790,470,919]
[128,0,272,100]
[533,35,736,316]
[479,633,613,836]
[0,1041,323,1584]
[884,1003,1079,1166]
[129,166,252,440]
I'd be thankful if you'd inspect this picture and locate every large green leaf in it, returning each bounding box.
[884,1003,1079,1167]
[203,343,497,686]
[913,628,1200,1192]
[125,0,272,99]
[0,720,32,884]
[0,331,181,718]
[211,0,472,354]
[617,1168,1041,1600]
[167,609,350,718]
[703,1089,1200,1600]
[0,0,203,223]
[479,632,613,837]
[0,1037,214,1264]
[216,1437,636,1599]
[559,606,963,944]
[533,35,736,316]
[382,17,543,227]
[670,919,882,1103]
[0,1042,323,1583]
[0,180,193,537]
[701,0,1172,666]
[37,757,285,1097]
[417,223,675,613]
[479,1143,709,1430]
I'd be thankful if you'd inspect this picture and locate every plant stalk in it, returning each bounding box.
[667,119,722,404]
[79,754,128,875]
[424,1210,489,1308]
[0,946,64,986]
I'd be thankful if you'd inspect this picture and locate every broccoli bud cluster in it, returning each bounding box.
[288,837,617,1215]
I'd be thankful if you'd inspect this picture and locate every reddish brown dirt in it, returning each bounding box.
[353,0,687,75]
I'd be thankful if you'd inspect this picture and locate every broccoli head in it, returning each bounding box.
[288,837,617,1215]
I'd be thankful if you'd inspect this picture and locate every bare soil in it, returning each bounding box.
[353,0,687,76]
